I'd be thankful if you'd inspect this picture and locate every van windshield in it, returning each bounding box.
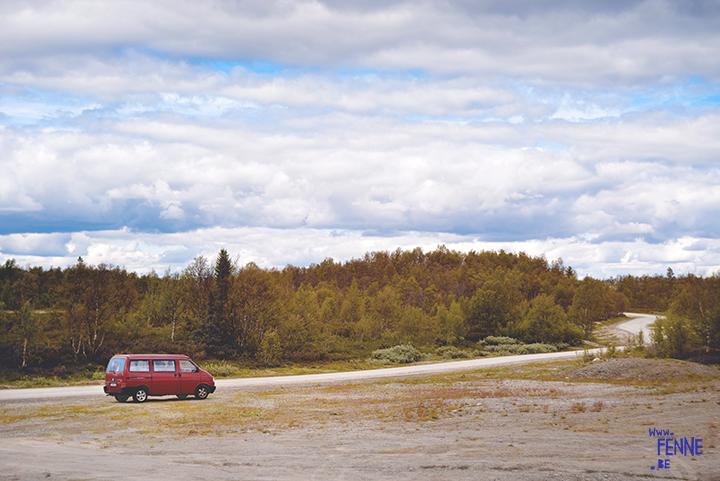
[179,360,198,372]
[106,358,126,373]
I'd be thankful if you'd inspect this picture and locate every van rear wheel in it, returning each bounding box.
[195,385,209,400]
[133,387,148,403]
[177,394,188,400]
[115,395,129,403]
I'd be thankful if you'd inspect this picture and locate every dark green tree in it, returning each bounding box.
[569,277,609,337]
[434,301,466,345]
[516,294,581,344]
[198,249,235,357]
[466,270,522,340]
[669,274,720,353]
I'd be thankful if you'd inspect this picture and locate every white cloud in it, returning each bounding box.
[2,227,720,279]
[0,174,43,212]
[2,111,719,243]
[2,1,720,82]
[1,0,719,278]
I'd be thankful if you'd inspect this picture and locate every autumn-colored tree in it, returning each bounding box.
[7,245,712,370]
[228,262,283,357]
[61,259,137,361]
[366,285,401,335]
[317,295,340,352]
[338,279,364,337]
[281,284,324,359]
[184,256,213,344]
[152,271,188,342]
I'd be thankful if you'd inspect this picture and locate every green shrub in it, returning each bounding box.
[91,367,106,381]
[484,344,528,355]
[482,337,565,356]
[523,343,558,354]
[200,361,240,378]
[13,375,60,388]
[483,336,521,345]
[369,344,424,364]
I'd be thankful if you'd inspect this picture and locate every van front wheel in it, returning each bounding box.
[133,388,148,403]
[195,385,209,400]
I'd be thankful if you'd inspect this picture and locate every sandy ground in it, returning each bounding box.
[1,357,718,481]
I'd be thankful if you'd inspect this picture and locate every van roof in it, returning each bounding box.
[110,354,191,360]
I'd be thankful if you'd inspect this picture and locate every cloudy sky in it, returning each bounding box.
[1,0,720,278]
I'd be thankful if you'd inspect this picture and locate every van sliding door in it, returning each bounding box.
[152,360,180,395]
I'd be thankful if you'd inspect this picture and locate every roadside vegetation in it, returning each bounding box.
[1,247,718,387]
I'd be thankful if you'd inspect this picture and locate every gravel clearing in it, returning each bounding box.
[1,357,719,481]
[565,358,720,382]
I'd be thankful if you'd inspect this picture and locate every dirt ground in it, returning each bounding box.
[1,357,719,481]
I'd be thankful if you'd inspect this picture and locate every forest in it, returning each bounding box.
[1,246,719,376]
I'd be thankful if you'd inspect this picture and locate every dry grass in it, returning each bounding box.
[2,358,717,441]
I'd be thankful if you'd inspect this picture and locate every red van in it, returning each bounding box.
[104,354,216,403]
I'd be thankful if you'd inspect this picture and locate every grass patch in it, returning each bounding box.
[3,357,717,442]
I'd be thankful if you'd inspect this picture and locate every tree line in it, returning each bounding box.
[1,247,718,371]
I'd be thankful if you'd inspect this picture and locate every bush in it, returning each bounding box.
[523,343,558,354]
[482,340,563,356]
[200,361,240,378]
[369,344,424,364]
[484,344,528,355]
[483,336,521,345]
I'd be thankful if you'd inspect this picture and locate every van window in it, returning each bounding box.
[179,360,198,373]
[129,360,150,372]
[106,358,126,373]
[153,360,176,372]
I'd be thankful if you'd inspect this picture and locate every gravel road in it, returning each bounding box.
[616,312,658,339]
[0,348,606,402]
[0,313,657,402]
[1,309,717,481]
[1,356,717,481]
